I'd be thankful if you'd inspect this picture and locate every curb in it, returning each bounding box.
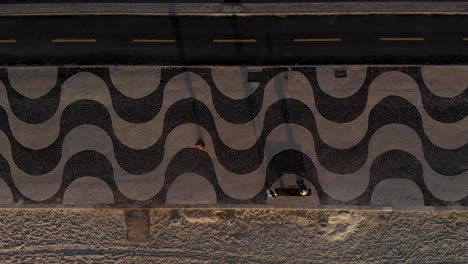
[1,203,467,212]
[1,2,468,16]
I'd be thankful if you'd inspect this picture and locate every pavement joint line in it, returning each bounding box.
[379,37,425,41]
[0,39,16,43]
[133,39,176,43]
[51,38,97,43]
[293,38,343,42]
[213,39,256,43]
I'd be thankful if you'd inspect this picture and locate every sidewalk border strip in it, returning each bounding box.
[0,203,466,212]
[2,3,468,16]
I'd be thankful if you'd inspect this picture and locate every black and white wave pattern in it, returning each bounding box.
[0,66,466,206]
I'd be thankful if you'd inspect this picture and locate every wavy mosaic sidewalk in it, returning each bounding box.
[0,65,466,207]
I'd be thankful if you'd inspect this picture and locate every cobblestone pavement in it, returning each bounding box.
[0,65,466,207]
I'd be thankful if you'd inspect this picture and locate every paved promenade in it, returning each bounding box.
[0,65,466,208]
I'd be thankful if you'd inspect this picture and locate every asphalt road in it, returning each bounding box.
[1,15,468,65]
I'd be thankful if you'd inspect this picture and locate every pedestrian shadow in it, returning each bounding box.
[183,70,204,142]
[168,4,185,63]
[264,68,305,189]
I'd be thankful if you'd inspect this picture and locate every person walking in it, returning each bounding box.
[266,186,278,198]
[298,180,308,196]
[196,139,205,150]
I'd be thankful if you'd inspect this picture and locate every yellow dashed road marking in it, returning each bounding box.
[0,39,16,44]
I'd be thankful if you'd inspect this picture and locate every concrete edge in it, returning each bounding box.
[0,64,456,68]
[1,2,468,16]
[10,63,468,67]
[1,203,467,212]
